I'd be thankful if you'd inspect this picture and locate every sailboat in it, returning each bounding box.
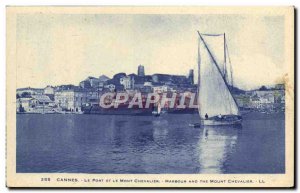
[191,32,242,126]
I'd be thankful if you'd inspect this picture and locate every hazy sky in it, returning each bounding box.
[16,13,285,90]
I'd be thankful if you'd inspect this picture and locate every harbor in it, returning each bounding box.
[16,111,285,174]
[15,32,286,174]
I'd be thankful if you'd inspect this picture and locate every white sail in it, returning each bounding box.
[201,34,235,87]
[157,102,161,114]
[198,33,239,119]
[200,34,226,77]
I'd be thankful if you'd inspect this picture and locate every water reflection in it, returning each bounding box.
[17,113,284,174]
[198,125,242,173]
[152,118,169,142]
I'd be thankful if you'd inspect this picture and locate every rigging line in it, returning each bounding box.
[225,40,233,87]
[224,33,232,113]
[198,31,240,113]
[225,39,240,112]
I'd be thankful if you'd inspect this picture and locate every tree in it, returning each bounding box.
[259,85,267,91]
[21,92,31,98]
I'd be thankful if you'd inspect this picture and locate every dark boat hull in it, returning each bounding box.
[82,105,198,115]
[189,115,242,127]
[82,105,153,116]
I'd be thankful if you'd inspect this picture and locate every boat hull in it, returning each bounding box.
[202,119,242,126]
[152,111,160,117]
[189,115,242,127]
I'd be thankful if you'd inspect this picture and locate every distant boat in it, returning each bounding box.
[191,32,242,126]
[152,102,161,117]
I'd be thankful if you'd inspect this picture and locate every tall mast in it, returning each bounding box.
[224,33,228,85]
[225,39,234,87]
[197,31,201,118]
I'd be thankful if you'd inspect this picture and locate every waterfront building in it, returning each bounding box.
[250,95,274,110]
[31,95,55,106]
[54,87,88,112]
[85,90,100,105]
[234,94,251,109]
[31,95,56,113]
[16,95,55,113]
[16,98,33,112]
[241,84,285,110]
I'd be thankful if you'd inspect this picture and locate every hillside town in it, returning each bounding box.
[16,65,285,114]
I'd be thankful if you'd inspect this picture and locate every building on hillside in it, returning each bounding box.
[17,87,44,96]
[152,84,176,93]
[55,84,77,91]
[98,75,110,88]
[105,73,126,91]
[104,84,116,92]
[138,65,145,76]
[188,69,194,85]
[151,73,190,86]
[120,76,134,90]
[128,73,152,89]
[44,85,55,95]
[79,76,101,89]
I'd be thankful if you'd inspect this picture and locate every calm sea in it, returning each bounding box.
[16,112,285,174]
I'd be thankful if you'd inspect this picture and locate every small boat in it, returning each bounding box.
[192,32,242,126]
[74,111,84,114]
[152,102,161,117]
[189,123,201,128]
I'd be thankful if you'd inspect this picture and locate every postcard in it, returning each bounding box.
[6,6,294,188]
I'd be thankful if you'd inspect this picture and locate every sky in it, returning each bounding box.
[16,13,285,90]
